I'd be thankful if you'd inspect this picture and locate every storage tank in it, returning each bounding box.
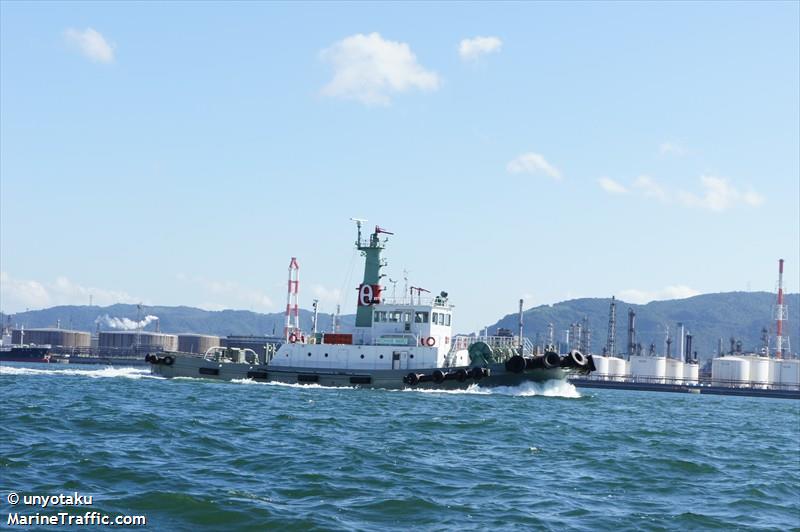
[98,331,178,352]
[683,362,699,385]
[711,357,751,387]
[746,356,770,388]
[665,359,684,383]
[608,357,628,381]
[629,356,666,383]
[773,360,800,388]
[592,355,610,378]
[11,328,91,348]
[178,334,221,354]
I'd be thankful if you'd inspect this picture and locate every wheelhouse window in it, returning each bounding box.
[414,311,429,323]
[388,311,401,323]
[432,312,439,325]
[374,311,386,322]
[445,314,451,326]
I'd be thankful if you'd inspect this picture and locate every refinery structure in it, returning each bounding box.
[566,259,798,393]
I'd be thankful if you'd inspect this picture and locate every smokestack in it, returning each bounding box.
[685,334,693,363]
[775,258,787,359]
[627,308,636,360]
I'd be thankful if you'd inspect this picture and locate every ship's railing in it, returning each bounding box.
[378,297,452,308]
[450,335,533,353]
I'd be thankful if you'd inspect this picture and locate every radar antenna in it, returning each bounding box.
[350,217,367,246]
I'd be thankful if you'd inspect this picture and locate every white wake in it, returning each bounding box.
[400,379,581,398]
[0,364,160,380]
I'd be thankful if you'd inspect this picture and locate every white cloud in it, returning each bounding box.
[176,274,273,311]
[506,152,562,180]
[677,175,764,212]
[598,177,628,194]
[617,285,701,304]
[659,141,686,157]
[63,27,114,63]
[605,174,763,212]
[310,284,342,308]
[0,272,136,312]
[458,36,503,61]
[632,175,669,201]
[320,32,440,106]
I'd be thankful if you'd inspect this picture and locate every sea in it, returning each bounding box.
[1,363,799,531]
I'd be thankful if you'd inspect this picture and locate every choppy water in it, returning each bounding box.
[1,363,799,531]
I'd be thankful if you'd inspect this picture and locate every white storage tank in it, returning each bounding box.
[608,357,627,381]
[746,356,770,388]
[683,363,699,385]
[629,356,666,383]
[665,359,684,383]
[592,356,610,378]
[615,358,629,381]
[773,360,800,388]
[711,357,751,387]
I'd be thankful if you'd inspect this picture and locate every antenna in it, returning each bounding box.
[388,278,398,300]
[311,299,319,335]
[350,217,367,246]
[402,270,409,303]
[284,257,300,340]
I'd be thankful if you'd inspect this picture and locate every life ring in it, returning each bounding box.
[162,355,175,366]
[425,337,436,347]
[289,334,298,343]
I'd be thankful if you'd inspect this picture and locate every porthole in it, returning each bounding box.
[324,353,328,357]
[410,354,414,359]
[379,355,383,359]
[308,352,312,357]
[360,354,365,359]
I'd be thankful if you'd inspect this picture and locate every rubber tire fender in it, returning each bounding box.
[404,372,420,386]
[505,355,526,374]
[162,355,175,366]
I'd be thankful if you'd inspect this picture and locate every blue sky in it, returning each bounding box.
[1,1,798,332]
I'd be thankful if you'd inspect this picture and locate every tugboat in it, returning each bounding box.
[148,221,595,388]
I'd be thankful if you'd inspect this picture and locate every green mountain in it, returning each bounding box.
[1,304,354,338]
[2,292,796,361]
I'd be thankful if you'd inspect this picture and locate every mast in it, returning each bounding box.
[352,219,392,328]
[518,298,524,355]
[284,257,300,340]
